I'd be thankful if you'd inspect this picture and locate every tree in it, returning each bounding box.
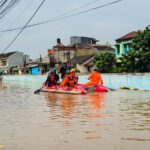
[120,27,150,72]
[93,52,115,73]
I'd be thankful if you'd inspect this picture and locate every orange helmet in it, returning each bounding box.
[70,68,75,73]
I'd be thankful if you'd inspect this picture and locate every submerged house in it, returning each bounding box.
[115,31,138,62]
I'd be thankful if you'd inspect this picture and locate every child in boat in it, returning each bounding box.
[85,67,103,86]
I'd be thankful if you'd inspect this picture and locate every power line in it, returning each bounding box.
[1,0,122,32]
[0,0,20,19]
[9,0,34,27]
[0,0,46,54]
[52,0,100,18]
[1,0,99,32]
[0,0,34,41]
[1,0,100,32]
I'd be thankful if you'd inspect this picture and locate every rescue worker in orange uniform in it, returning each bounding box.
[85,67,103,86]
[70,68,78,85]
[60,69,78,88]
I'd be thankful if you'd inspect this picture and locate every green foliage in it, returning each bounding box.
[111,66,123,73]
[93,52,115,73]
[75,68,80,73]
[120,27,150,72]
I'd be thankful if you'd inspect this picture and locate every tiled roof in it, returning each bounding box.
[70,54,95,65]
[116,31,138,42]
[91,44,115,51]
[0,51,16,58]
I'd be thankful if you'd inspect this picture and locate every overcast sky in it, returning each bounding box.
[0,0,149,59]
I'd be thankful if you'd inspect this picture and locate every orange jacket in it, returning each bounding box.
[60,73,77,87]
[60,75,69,87]
[86,71,103,86]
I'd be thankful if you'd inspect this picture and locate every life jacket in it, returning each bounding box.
[67,74,76,87]
[73,74,78,84]
[49,74,55,83]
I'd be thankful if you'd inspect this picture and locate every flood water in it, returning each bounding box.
[0,81,150,150]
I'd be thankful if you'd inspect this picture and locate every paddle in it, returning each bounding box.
[34,88,42,94]
[107,87,116,91]
[34,82,46,94]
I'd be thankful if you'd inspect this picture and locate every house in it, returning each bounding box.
[70,54,95,74]
[51,36,97,65]
[0,51,30,74]
[48,37,114,73]
[70,36,98,48]
[27,54,58,75]
[53,44,77,65]
[115,31,138,61]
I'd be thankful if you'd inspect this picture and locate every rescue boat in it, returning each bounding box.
[40,84,108,95]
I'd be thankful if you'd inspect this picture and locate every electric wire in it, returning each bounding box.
[1,0,122,32]
[0,0,20,19]
[0,0,46,54]
[1,0,100,32]
[9,0,34,27]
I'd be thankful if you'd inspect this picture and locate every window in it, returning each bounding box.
[116,45,120,55]
[124,44,127,54]
[1,60,6,66]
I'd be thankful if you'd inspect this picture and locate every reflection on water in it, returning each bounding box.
[0,82,150,150]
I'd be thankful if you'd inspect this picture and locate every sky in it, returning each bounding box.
[0,0,149,59]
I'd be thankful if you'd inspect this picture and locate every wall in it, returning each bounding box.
[2,73,150,90]
[8,52,24,67]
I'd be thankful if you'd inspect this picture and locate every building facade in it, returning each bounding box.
[115,31,138,61]
[70,36,98,48]
[0,51,30,74]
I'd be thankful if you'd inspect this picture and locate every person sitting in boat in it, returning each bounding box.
[60,70,77,88]
[85,67,103,87]
[53,69,60,85]
[70,68,78,84]
[45,70,59,87]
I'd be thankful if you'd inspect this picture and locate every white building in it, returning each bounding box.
[0,51,30,74]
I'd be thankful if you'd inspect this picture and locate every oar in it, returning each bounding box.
[107,87,116,91]
[34,88,42,94]
[34,82,46,94]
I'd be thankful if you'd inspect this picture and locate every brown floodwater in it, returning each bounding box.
[0,81,150,150]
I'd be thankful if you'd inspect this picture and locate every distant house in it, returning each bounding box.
[0,51,30,74]
[70,54,95,73]
[49,37,114,73]
[115,31,138,61]
[53,44,76,65]
[70,36,98,48]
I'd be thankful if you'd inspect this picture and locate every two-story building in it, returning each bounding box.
[70,36,98,48]
[51,36,98,65]
[0,51,30,74]
[115,31,138,62]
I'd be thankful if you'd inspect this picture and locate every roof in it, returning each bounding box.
[70,54,95,65]
[53,45,76,51]
[0,51,17,58]
[116,31,138,42]
[91,44,115,51]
